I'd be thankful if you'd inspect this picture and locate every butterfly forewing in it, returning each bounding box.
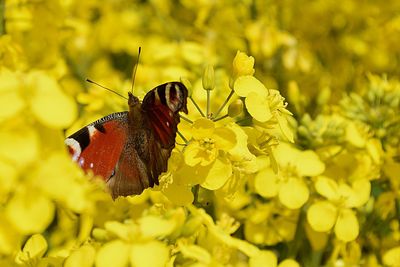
[65,112,128,181]
[141,82,188,148]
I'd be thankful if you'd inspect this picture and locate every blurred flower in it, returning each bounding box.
[307,176,371,242]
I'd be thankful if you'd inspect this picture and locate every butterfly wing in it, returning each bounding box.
[108,82,188,198]
[65,82,188,199]
[141,82,188,148]
[65,112,128,181]
[107,128,172,198]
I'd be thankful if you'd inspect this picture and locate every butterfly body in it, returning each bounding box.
[65,82,188,199]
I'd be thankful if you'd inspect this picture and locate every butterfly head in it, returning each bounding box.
[128,92,140,107]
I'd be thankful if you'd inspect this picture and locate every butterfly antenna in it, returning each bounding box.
[131,47,141,94]
[86,79,128,100]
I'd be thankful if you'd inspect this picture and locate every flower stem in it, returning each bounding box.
[214,89,234,118]
[177,130,188,144]
[190,96,205,117]
[207,90,211,118]
[213,114,229,122]
[180,115,193,124]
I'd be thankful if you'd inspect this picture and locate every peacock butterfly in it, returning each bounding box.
[65,82,188,199]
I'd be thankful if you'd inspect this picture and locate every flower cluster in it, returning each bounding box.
[1,0,400,266]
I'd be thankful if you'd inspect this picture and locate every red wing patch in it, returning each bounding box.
[145,104,178,148]
[65,112,128,181]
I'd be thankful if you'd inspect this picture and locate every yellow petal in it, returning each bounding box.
[64,245,96,267]
[234,75,268,98]
[278,259,300,267]
[15,234,47,264]
[245,92,272,122]
[315,176,340,201]
[307,201,337,232]
[183,141,203,166]
[345,122,366,148]
[276,114,294,143]
[6,188,55,234]
[254,168,280,198]
[96,240,130,267]
[249,250,277,267]
[178,242,211,264]
[213,127,236,150]
[232,51,255,77]
[334,209,359,242]
[366,138,383,164]
[0,161,17,201]
[138,215,175,238]
[0,128,39,167]
[274,142,299,167]
[296,150,325,177]
[279,178,309,209]
[28,71,77,128]
[0,69,24,122]
[192,118,215,140]
[201,157,232,190]
[227,123,254,161]
[383,246,400,267]
[131,241,169,267]
[22,234,47,258]
[0,215,20,254]
[345,179,371,208]
[163,182,194,206]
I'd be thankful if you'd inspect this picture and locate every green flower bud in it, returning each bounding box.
[228,99,244,117]
[202,64,215,91]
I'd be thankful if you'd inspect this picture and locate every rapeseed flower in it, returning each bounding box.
[1,0,400,266]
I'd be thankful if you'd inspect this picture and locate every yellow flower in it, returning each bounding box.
[254,143,324,209]
[232,51,255,80]
[27,71,78,129]
[234,76,294,142]
[244,202,298,246]
[307,176,371,242]
[15,234,48,265]
[0,68,24,123]
[383,246,400,267]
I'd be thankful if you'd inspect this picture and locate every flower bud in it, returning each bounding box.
[232,51,255,78]
[228,99,244,117]
[202,64,215,91]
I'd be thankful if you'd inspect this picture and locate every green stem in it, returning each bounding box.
[309,250,323,267]
[214,90,234,118]
[213,114,229,122]
[180,115,193,124]
[207,90,211,118]
[287,209,305,259]
[177,130,188,144]
[190,96,205,117]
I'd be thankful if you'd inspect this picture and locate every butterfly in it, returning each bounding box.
[65,82,188,199]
